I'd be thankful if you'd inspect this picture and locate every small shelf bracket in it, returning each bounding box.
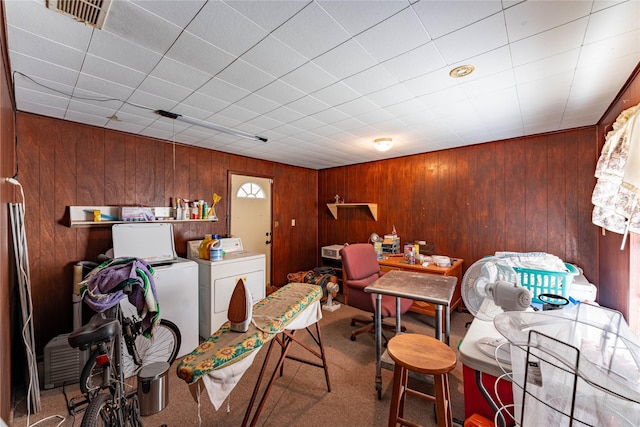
[326,203,377,221]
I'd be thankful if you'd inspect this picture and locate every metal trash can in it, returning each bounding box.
[137,361,170,416]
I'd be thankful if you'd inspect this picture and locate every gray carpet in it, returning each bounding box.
[13,302,474,426]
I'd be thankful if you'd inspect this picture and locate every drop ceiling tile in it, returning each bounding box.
[186,1,268,56]
[130,0,207,27]
[412,0,503,39]
[166,32,235,76]
[263,106,306,124]
[280,61,338,94]
[198,77,251,104]
[402,67,457,97]
[75,73,137,103]
[309,108,351,126]
[22,100,65,119]
[318,0,408,36]
[313,39,378,80]
[234,94,280,115]
[126,89,178,114]
[109,109,156,127]
[366,84,415,109]
[382,42,446,82]
[88,30,163,75]
[241,35,308,79]
[227,1,308,32]
[343,65,398,96]
[242,115,285,132]
[418,86,467,110]
[459,70,515,99]
[138,76,193,103]
[254,80,305,106]
[355,8,431,63]
[272,2,351,59]
[179,93,228,117]
[82,54,146,89]
[513,49,581,85]
[150,57,213,91]
[286,96,332,116]
[68,98,120,119]
[5,0,92,51]
[586,1,640,44]
[335,97,379,117]
[504,0,591,42]
[312,82,360,107]
[215,103,260,124]
[510,18,588,66]
[14,85,70,110]
[10,53,79,88]
[433,13,508,64]
[578,30,640,67]
[216,59,277,93]
[323,116,368,132]
[8,26,85,70]
[104,1,183,54]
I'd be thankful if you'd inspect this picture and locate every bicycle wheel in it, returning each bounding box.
[81,392,116,427]
[122,319,181,378]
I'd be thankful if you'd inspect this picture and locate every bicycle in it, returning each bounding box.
[67,262,181,426]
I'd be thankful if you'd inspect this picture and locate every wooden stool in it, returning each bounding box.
[387,333,457,427]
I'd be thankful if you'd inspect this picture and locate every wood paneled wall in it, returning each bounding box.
[0,0,16,420]
[16,112,318,354]
[319,128,598,292]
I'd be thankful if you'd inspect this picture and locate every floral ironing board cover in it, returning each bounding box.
[177,282,322,385]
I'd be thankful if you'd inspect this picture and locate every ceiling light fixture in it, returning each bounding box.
[449,65,475,78]
[155,110,268,143]
[373,137,393,152]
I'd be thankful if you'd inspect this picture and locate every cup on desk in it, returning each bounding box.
[432,255,451,267]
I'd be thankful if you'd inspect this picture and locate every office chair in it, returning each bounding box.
[340,244,413,342]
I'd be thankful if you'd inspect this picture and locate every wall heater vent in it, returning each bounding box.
[47,0,112,29]
[43,334,86,389]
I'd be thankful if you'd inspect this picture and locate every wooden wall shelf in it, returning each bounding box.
[68,206,217,228]
[326,203,377,221]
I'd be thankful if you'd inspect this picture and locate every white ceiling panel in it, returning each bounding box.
[5,0,640,169]
[412,0,503,39]
[271,2,351,60]
[432,13,508,64]
[354,7,432,63]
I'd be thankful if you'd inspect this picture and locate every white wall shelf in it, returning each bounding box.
[326,203,377,221]
[67,206,217,228]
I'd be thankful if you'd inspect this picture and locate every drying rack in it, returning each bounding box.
[493,303,640,426]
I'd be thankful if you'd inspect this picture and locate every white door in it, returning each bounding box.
[230,174,272,287]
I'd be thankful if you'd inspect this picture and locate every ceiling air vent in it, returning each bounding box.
[47,0,112,30]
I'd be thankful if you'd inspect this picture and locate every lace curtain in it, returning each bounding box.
[592,102,640,249]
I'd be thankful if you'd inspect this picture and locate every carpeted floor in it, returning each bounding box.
[12,300,474,427]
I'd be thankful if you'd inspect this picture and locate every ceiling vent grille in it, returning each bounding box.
[47,0,112,29]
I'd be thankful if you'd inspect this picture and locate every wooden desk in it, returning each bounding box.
[376,256,463,317]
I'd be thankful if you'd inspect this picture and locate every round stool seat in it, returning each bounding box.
[386,334,457,427]
[387,333,456,375]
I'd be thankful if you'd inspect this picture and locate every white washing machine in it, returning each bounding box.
[112,223,199,358]
[187,238,266,338]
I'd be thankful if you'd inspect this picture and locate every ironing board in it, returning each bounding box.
[176,282,331,427]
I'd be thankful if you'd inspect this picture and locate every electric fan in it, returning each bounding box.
[462,257,532,363]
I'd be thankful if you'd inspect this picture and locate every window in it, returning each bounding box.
[236,182,266,199]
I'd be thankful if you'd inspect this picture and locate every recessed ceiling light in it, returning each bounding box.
[373,137,393,152]
[449,65,475,78]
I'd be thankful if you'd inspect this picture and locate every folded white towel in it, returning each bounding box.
[494,251,568,273]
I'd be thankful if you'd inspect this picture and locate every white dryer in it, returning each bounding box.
[112,223,199,358]
[187,238,266,338]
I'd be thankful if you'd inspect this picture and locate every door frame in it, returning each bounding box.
[227,170,273,287]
